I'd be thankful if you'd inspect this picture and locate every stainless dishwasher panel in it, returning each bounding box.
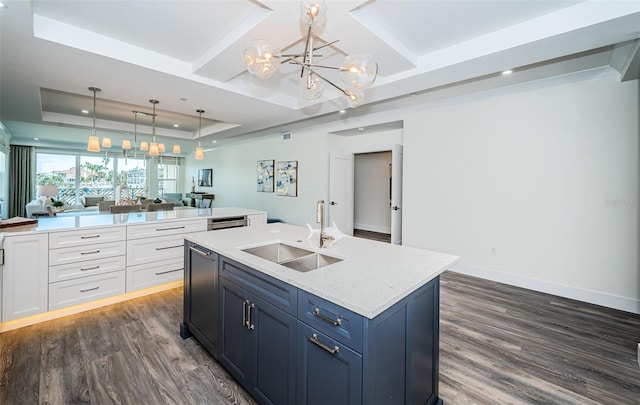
[207,216,247,230]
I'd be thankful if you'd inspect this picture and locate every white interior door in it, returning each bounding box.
[391,144,403,245]
[329,151,354,235]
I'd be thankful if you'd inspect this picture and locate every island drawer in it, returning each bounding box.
[126,257,183,292]
[220,256,297,316]
[49,241,126,266]
[298,290,364,352]
[49,255,126,283]
[127,219,207,240]
[126,234,185,266]
[48,270,126,310]
[49,226,126,249]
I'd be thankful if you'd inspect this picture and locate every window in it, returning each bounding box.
[117,157,146,199]
[36,153,77,205]
[157,158,180,197]
[79,155,114,199]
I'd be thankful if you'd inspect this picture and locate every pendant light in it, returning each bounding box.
[172,144,181,154]
[86,87,101,152]
[195,109,204,160]
[149,99,160,157]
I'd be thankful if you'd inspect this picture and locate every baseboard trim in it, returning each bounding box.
[449,263,640,315]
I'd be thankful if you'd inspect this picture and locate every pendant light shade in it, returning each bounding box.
[195,109,205,160]
[102,137,112,148]
[158,143,166,153]
[172,144,181,154]
[140,141,149,151]
[86,87,102,152]
[149,99,160,157]
[122,139,131,149]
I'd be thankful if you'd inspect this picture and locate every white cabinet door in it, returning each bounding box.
[247,213,266,226]
[2,234,49,321]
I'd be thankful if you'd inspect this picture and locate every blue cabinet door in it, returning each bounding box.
[297,321,363,405]
[252,294,297,405]
[219,277,252,387]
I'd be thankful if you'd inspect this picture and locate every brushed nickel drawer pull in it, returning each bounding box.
[80,286,100,293]
[80,235,100,239]
[242,300,248,328]
[80,250,100,255]
[155,268,183,275]
[80,265,100,271]
[156,226,185,232]
[313,308,342,326]
[189,246,209,257]
[311,333,339,354]
[156,245,182,251]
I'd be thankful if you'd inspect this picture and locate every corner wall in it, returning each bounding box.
[403,75,640,313]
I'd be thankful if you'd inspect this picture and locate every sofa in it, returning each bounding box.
[25,195,105,218]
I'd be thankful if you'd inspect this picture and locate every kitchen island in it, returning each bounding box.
[0,207,266,331]
[182,223,459,405]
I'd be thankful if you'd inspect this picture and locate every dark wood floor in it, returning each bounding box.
[353,229,391,243]
[1,272,639,404]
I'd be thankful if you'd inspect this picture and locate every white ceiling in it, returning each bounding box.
[1,0,639,153]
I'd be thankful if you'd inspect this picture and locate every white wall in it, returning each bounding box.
[354,151,392,233]
[403,75,639,313]
[184,130,330,226]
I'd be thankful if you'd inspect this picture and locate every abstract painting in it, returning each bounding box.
[257,160,274,192]
[276,160,298,197]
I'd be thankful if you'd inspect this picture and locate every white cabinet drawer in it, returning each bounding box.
[127,219,206,240]
[126,235,185,266]
[49,241,126,266]
[48,270,126,310]
[49,227,126,249]
[126,257,183,292]
[49,255,126,283]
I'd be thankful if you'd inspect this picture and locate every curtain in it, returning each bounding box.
[8,145,33,218]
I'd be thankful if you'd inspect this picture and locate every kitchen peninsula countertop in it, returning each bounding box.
[185,222,459,319]
[0,207,265,240]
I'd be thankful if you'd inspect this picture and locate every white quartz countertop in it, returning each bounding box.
[185,223,459,319]
[0,207,265,239]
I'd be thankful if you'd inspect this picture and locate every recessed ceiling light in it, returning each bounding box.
[173,124,179,128]
[339,110,346,114]
[211,140,217,143]
[0,2,8,9]
[34,137,39,141]
[502,70,513,75]
[357,127,365,132]
[81,110,89,114]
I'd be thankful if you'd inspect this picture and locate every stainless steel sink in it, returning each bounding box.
[242,242,314,264]
[241,242,342,272]
[280,253,342,272]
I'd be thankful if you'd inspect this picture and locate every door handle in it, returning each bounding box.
[392,206,401,211]
[330,201,337,206]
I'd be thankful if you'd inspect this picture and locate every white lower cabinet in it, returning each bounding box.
[2,234,49,322]
[247,213,266,226]
[126,257,184,291]
[49,270,126,310]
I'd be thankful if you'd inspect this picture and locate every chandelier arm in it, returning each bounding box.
[305,65,348,95]
[312,40,339,51]
[300,25,313,78]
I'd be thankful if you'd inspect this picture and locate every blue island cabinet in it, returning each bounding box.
[183,249,442,405]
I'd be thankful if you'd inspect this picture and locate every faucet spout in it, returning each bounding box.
[317,200,334,248]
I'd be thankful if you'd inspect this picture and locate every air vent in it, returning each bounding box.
[282,132,291,141]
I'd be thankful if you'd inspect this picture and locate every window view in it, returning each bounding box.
[36,153,149,204]
[158,162,179,197]
[116,157,147,199]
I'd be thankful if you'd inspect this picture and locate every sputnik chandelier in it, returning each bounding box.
[243,0,378,108]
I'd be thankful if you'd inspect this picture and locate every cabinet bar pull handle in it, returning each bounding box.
[80,286,100,293]
[80,250,101,255]
[313,308,342,326]
[155,268,183,275]
[242,300,248,328]
[80,265,100,271]
[80,235,100,239]
[247,302,255,330]
[311,333,339,354]
[156,226,186,232]
[156,245,182,251]
[189,246,209,257]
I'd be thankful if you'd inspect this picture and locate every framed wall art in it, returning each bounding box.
[257,160,274,192]
[276,160,298,197]
[198,168,213,187]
